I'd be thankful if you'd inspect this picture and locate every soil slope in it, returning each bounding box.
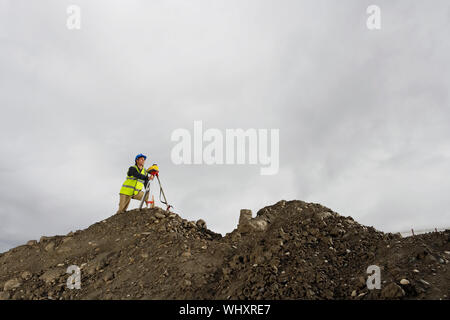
[0,200,448,300]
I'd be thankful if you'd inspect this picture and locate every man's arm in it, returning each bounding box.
[127,166,148,182]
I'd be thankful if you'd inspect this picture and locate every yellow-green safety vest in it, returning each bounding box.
[120,165,147,196]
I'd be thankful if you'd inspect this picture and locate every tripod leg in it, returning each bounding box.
[139,181,150,210]
[156,175,171,211]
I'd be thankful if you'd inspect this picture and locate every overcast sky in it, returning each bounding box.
[1,0,450,253]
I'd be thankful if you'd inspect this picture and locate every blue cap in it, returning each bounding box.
[135,153,147,161]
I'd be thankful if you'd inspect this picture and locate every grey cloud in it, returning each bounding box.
[1,0,449,253]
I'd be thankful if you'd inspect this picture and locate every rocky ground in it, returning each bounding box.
[0,200,448,300]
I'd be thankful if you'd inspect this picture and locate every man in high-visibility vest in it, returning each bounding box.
[116,153,155,214]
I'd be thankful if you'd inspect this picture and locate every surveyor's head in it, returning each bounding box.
[135,153,147,167]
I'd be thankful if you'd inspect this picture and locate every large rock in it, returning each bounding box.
[56,246,72,254]
[26,240,37,246]
[239,209,253,225]
[21,271,32,280]
[249,219,268,231]
[196,219,206,229]
[39,236,50,243]
[0,291,10,300]
[44,242,55,252]
[3,278,22,291]
[381,283,405,299]
[40,269,64,285]
[316,211,333,219]
[237,209,268,234]
[154,212,165,219]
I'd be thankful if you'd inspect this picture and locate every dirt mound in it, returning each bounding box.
[0,200,448,300]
